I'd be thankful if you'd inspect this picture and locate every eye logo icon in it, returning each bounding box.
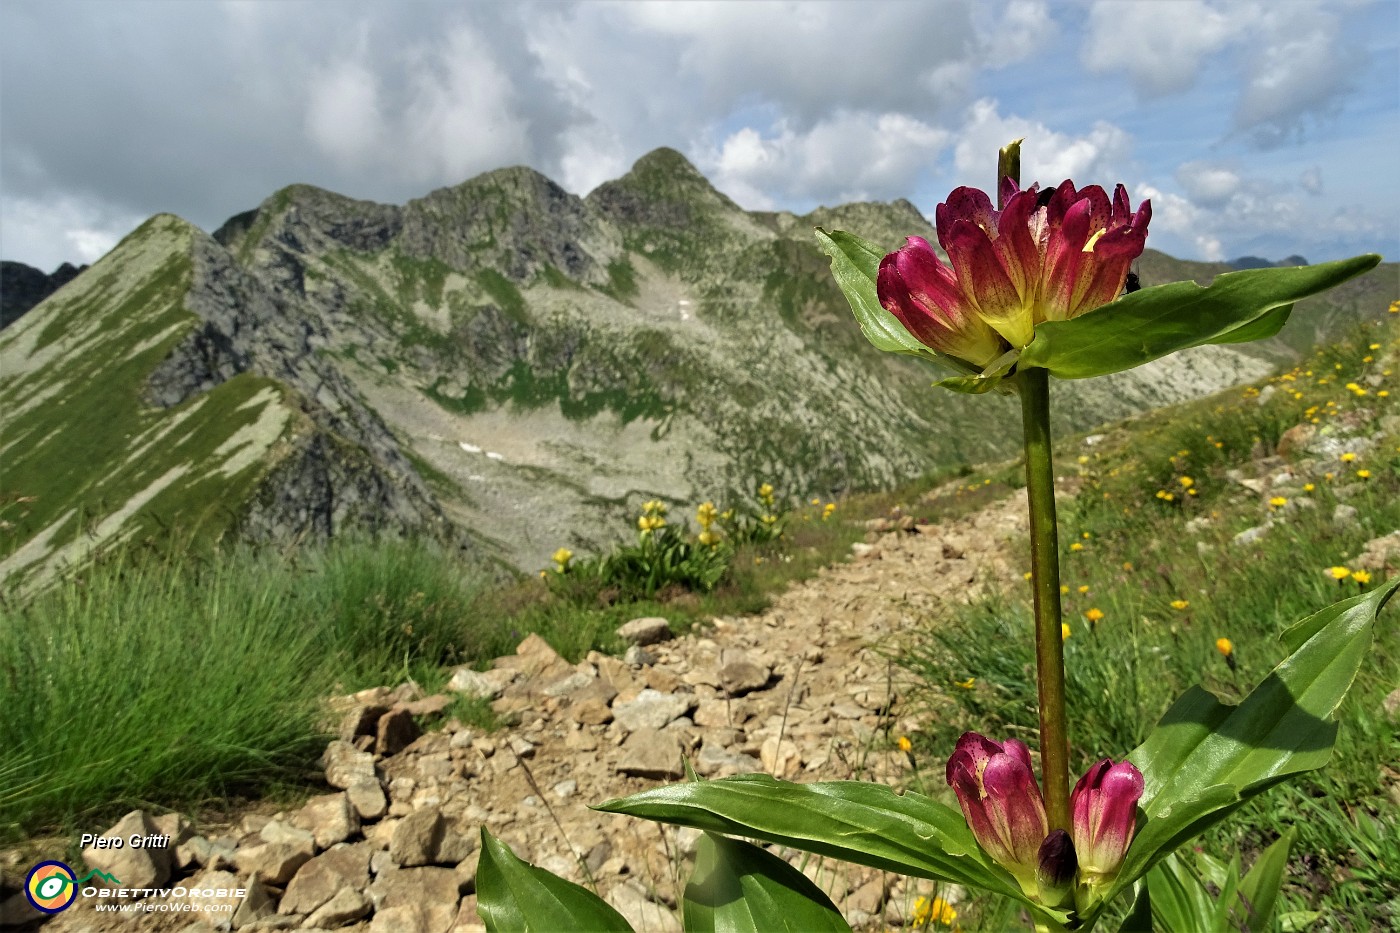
[24,861,121,914]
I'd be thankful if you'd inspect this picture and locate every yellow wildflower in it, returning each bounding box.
[897,736,913,753]
[1340,452,1356,462]
[1122,561,1134,571]
[1357,469,1371,479]
[758,483,774,498]
[1354,570,1372,585]
[1370,343,1381,350]
[1060,584,1070,595]
[1327,566,1351,580]
[1179,476,1194,488]
[1078,585,1090,594]
[954,677,976,690]
[1024,571,1033,580]
[913,896,957,927]
[698,530,719,547]
[1084,607,1105,624]
[696,501,718,527]
[1070,542,1084,552]
[1303,483,1315,492]
[1171,599,1190,611]
[1061,623,1072,641]
[1215,637,1234,657]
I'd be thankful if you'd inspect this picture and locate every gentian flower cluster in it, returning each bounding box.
[877,180,1151,370]
[946,732,1144,910]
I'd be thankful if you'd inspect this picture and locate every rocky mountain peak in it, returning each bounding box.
[586,147,741,235]
[398,165,620,284]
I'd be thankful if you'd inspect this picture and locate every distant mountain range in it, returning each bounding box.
[1,149,1394,591]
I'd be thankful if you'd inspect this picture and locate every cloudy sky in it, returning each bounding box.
[2,0,1397,273]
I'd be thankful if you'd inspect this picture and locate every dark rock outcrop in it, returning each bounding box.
[1,260,86,329]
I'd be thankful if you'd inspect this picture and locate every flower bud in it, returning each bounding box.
[945,732,1048,890]
[1035,829,1078,909]
[1070,758,1144,887]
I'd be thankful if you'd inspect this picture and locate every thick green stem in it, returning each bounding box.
[1019,365,1071,833]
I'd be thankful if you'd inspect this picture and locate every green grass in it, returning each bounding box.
[0,536,488,840]
[891,318,1400,930]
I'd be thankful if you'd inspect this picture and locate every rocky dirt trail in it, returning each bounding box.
[8,489,1033,933]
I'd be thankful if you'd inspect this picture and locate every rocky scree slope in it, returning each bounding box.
[4,148,1389,588]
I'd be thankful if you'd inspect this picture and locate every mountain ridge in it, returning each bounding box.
[2,149,1394,591]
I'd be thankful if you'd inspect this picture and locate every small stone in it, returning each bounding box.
[694,743,763,778]
[543,670,595,697]
[347,779,388,821]
[1333,504,1360,528]
[323,740,377,789]
[305,887,372,928]
[616,617,672,646]
[623,645,656,666]
[390,807,476,867]
[260,819,316,856]
[616,728,684,780]
[233,842,312,885]
[760,736,802,779]
[569,696,613,725]
[719,659,771,696]
[606,880,680,933]
[376,707,421,756]
[83,810,172,889]
[851,542,880,560]
[551,779,578,799]
[1232,524,1272,546]
[612,689,693,733]
[290,792,361,851]
[401,694,452,718]
[1382,687,1400,722]
[446,668,504,699]
[231,877,275,929]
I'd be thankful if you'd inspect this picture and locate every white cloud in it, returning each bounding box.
[1233,7,1356,147]
[982,0,1055,67]
[1134,183,1224,261]
[700,112,950,210]
[1082,0,1246,97]
[951,99,1134,189]
[304,57,387,170]
[1175,161,1240,207]
[0,194,145,270]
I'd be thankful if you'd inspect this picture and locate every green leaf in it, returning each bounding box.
[812,228,974,374]
[1018,255,1381,378]
[594,775,1068,924]
[682,832,851,932]
[476,827,633,933]
[1107,578,1399,905]
[1236,828,1295,933]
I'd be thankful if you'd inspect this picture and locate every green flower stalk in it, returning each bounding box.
[878,141,1151,830]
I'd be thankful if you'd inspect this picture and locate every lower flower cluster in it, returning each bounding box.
[946,733,1144,912]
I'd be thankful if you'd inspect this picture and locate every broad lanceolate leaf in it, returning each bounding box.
[476,827,633,933]
[1106,579,1398,907]
[1018,254,1381,379]
[683,832,851,933]
[594,774,1062,922]
[813,228,976,375]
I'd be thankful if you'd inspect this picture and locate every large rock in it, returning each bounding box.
[376,707,421,756]
[82,809,173,890]
[323,740,377,789]
[616,617,672,646]
[612,689,693,733]
[369,865,461,933]
[278,842,372,915]
[291,792,360,850]
[233,842,312,885]
[616,728,685,780]
[307,886,373,927]
[390,808,476,867]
